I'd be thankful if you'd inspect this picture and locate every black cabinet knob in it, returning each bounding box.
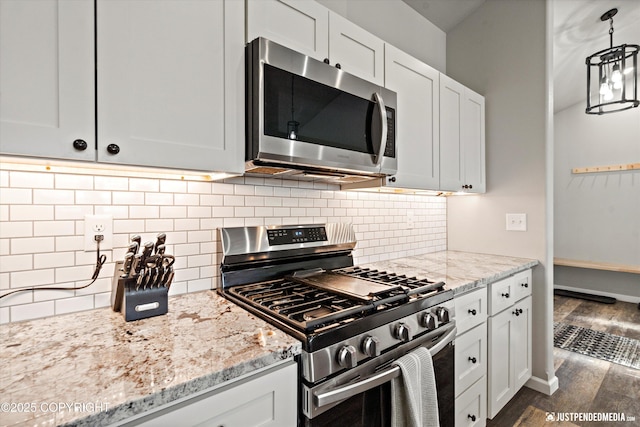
[72,139,88,151]
[389,176,396,183]
[521,282,529,288]
[468,308,477,315]
[469,184,473,189]
[468,356,477,364]
[335,63,341,69]
[106,144,120,155]
[323,58,330,64]
[468,414,477,422]
[513,308,523,316]
[501,292,510,298]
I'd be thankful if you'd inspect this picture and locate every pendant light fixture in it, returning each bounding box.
[586,8,639,115]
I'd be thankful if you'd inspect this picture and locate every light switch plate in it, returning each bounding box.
[506,213,527,231]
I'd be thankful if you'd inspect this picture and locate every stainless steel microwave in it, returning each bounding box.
[245,37,397,183]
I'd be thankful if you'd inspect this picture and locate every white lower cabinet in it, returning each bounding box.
[120,361,297,427]
[454,288,487,427]
[487,270,532,419]
[455,376,487,427]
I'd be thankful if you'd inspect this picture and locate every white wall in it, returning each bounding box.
[554,101,640,300]
[446,0,557,395]
[0,167,446,323]
[317,0,447,72]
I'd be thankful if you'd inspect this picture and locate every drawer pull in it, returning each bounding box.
[521,282,529,288]
[501,292,510,298]
[468,308,477,315]
[513,308,523,316]
[468,356,477,364]
[468,414,477,422]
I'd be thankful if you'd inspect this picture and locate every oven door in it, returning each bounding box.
[301,323,456,427]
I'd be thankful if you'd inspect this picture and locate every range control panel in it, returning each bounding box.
[267,227,327,245]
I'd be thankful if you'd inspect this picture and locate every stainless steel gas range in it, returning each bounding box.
[218,224,455,427]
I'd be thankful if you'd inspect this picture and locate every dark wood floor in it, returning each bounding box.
[487,295,640,427]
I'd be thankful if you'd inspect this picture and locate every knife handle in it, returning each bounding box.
[127,242,139,255]
[155,244,166,256]
[122,253,134,277]
[141,241,154,264]
[131,235,142,249]
[154,233,167,253]
[131,253,143,276]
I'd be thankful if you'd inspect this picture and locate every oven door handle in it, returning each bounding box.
[314,325,457,409]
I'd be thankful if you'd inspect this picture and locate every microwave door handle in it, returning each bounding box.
[314,325,456,409]
[372,92,388,168]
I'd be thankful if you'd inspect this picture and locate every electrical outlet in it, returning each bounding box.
[406,210,414,229]
[506,213,527,231]
[84,214,113,251]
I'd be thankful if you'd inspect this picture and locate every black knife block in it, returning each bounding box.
[111,261,169,322]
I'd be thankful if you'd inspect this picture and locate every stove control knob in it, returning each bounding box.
[394,323,412,342]
[362,336,381,357]
[436,307,450,324]
[420,312,437,330]
[337,345,357,369]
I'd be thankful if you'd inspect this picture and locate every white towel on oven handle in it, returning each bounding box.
[390,346,440,427]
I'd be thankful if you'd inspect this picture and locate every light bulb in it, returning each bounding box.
[611,64,622,84]
[599,81,610,95]
[603,85,614,101]
[613,79,623,90]
[289,131,297,140]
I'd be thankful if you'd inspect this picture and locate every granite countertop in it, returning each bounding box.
[0,291,301,427]
[362,250,539,295]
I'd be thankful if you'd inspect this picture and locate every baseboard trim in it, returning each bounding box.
[526,375,559,396]
[554,285,640,304]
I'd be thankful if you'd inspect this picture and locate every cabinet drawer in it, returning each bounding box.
[511,269,532,302]
[455,376,486,427]
[455,323,487,397]
[455,288,487,335]
[488,276,514,315]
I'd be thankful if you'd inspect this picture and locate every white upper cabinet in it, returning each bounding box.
[246,0,329,61]
[97,0,244,173]
[247,0,384,85]
[328,12,384,86]
[384,45,439,189]
[0,0,95,161]
[439,74,486,193]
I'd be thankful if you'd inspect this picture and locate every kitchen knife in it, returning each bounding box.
[122,253,134,277]
[155,244,166,256]
[131,235,142,252]
[131,253,143,276]
[140,241,154,264]
[126,242,139,255]
[154,233,166,254]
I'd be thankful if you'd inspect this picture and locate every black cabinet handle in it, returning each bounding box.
[323,58,330,64]
[468,356,477,364]
[513,308,523,316]
[469,184,473,189]
[335,63,341,69]
[501,292,510,298]
[468,309,477,315]
[468,414,477,422]
[521,282,529,288]
[73,139,88,151]
[106,144,120,155]
[388,176,396,183]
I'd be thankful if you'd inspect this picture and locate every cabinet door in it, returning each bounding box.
[462,89,486,193]
[439,74,465,192]
[455,377,487,427]
[328,12,384,85]
[0,0,95,161]
[247,0,329,61]
[97,0,243,173]
[132,362,297,427]
[513,296,532,391]
[487,307,514,418]
[384,45,439,190]
[455,323,487,397]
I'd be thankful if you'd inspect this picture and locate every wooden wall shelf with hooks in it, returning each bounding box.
[572,163,640,174]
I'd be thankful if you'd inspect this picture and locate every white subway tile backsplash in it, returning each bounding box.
[10,171,54,189]
[0,254,32,273]
[0,168,446,322]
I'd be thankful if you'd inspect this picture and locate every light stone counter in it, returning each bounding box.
[0,291,301,427]
[362,250,539,295]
